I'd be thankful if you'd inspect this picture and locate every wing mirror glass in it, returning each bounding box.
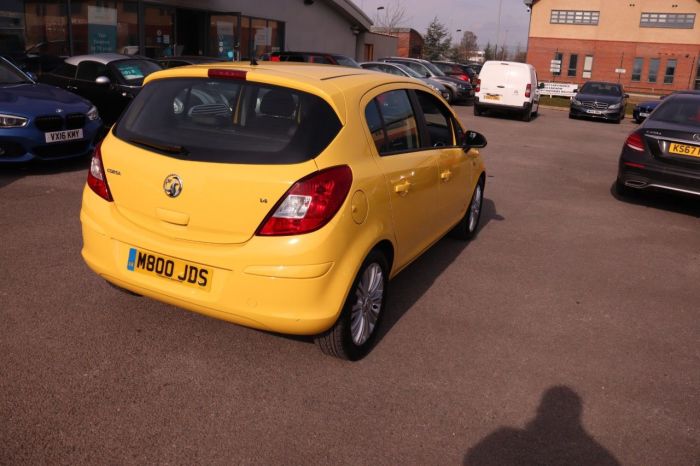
[537,82,545,89]
[95,76,111,85]
[462,131,487,150]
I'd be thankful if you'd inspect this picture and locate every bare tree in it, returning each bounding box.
[373,0,409,29]
[453,30,478,62]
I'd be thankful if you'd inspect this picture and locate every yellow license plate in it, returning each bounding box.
[126,247,213,291]
[669,142,700,158]
[484,95,500,101]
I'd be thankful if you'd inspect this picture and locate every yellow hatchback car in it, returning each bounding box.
[81,62,486,360]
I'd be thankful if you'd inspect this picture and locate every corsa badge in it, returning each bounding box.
[163,174,183,198]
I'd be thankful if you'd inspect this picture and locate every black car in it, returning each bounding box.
[569,81,628,123]
[432,61,478,86]
[378,57,474,103]
[40,53,162,126]
[266,51,360,68]
[157,55,228,69]
[616,92,700,198]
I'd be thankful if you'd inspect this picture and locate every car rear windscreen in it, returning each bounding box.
[650,96,700,127]
[114,78,342,164]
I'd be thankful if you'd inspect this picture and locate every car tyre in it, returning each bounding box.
[445,88,454,104]
[450,177,484,241]
[521,107,532,122]
[473,104,482,116]
[315,250,389,361]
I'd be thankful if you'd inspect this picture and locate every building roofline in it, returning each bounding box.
[323,0,373,31]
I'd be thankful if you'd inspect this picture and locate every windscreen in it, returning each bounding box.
[333,56,360,68]
[113,59,162,85]
[114,78,342,164]
[580,82,621,96]
[649,96,700,127]
[0,58,31,83]
[424,62,445,76]
[395,63,422,78]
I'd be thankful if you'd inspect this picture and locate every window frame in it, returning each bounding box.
[550,10,600,25]
[631,57,643,82]
[640,12,696,29]
[648,58,660,83]
[664,59,677,84]
[567,54,578,78]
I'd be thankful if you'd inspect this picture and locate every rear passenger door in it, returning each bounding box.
[362,87,440,269]
[413,90,474,232]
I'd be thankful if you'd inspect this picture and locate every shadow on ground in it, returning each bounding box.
[464,386,621,466]
[0,156,90,190]
[610,182,700,218]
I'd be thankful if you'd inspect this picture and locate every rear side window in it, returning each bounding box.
[364,90,419,155]
[52,63,77,78]
[115,78,342,164]
[76,61,106,81]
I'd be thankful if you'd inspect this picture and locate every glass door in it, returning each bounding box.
[209,14,238,60]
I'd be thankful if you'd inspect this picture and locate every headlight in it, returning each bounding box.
[0,114,28,128]
[87,105,99,121]
[608,103,621,110]
[571,98,581,105]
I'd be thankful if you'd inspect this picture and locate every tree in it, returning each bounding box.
[423,17,451,60]
[460,31,479,59]
[512,43,527,63]
[483,42,495,61]
[373,0,408,29]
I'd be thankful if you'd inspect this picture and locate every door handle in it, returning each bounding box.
[394,180,411,196]
[440,170,452,181]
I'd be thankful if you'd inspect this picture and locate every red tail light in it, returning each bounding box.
[458,74,468,81]
[525,83,532,98]
[625,132,645,152]
[475,78,481,93]
[271,56,281,62]
[257,166,353,236]
[87,141,113,202]
[208,69,247,80]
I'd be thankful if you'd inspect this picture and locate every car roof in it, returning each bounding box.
[65,53,147,65]
[145,61,425,125]
[160,56,227,63]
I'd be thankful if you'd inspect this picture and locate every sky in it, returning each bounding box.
[356,0,532,51]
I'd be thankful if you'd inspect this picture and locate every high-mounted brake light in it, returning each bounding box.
[475,78,481,93]
[625,132,645,152]
[208,69,247,80]
[257,166,353,236]
[525,83,532,98]
[87,141,113,202]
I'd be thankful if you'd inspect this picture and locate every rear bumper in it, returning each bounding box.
[474,98,530,112]
[617,149,700,197]
[80,187,376,336]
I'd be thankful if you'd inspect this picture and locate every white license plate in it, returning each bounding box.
[640,112,649,118]
[44,128,84,143]
[586,109,604,115]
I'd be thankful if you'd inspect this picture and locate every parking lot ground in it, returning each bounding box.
[1,108,699,464]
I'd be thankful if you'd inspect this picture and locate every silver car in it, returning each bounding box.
[360,61,453,103]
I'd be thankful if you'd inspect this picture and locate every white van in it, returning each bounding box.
[474,61,541,122]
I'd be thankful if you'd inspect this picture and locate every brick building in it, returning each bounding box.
[370,27,424,58]
[524,0,700,94]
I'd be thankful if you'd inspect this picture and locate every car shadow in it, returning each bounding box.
[376,197,503,343]
[463,386,621,465]
[610,182,700,217]
[478,109,540,122]
[0,156,90,190]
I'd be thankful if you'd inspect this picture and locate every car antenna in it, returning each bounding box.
[250,55,258,66]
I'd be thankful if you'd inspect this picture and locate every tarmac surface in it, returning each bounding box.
[1,107,699,464]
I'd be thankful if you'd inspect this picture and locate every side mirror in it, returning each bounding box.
[463,131,487,150]
[624,93,629,98]
[573,88,578,93]
[26,72,38,82]
[95,76,111,85]
[537,82,545,89]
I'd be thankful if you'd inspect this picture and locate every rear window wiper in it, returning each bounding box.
[126,136,188,155]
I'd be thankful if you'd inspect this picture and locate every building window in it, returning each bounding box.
[550,10,600,25]
[567,54,578,77]
[70,0,138,55]
[23,0,69,67]
[640,12,695,29]
[631,58,643,82]
[664,59,677,84]
[648,58,660,83]
[582,55,593,79]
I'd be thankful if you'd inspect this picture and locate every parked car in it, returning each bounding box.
[432,61,477,85]
[40,53,162,126]
[266,51,360,68]
[360,61,452,102]
[616,92,700,198]
[157,56,228,69]
[80,63,487,360]
[633,99,662,124]
[569,81,628,123]
[378,57,474,103]
[473,60,541,121]
[0,56,102,163]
